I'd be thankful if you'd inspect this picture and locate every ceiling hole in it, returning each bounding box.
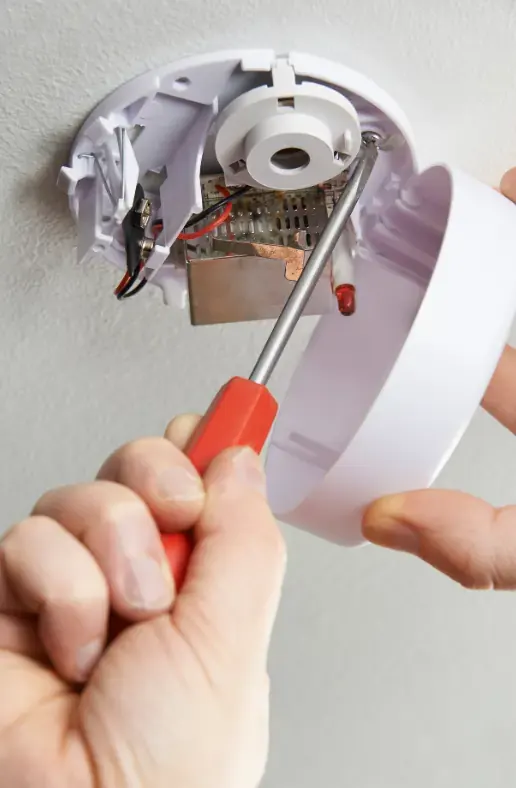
[271,148,310,172]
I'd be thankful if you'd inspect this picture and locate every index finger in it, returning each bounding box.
[173,448,286,674]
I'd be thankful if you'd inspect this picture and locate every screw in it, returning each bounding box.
[361,131,389,150]
[139,238,155,261]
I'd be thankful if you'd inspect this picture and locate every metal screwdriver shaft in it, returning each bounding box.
[161,133,383,588]
[249,132,382,386]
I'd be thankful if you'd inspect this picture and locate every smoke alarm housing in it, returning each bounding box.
[59,50,516,546]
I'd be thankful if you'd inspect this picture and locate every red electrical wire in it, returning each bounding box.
[114,222,162,296]
[152,185,234,241]
[176,185,233,240]
[114,270,132,296]
[116,185,234,294]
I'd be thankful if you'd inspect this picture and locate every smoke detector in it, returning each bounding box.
[59,50,516,546]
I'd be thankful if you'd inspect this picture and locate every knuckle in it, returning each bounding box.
[165,414,190,434]
[458,574,484,591]
[94,498,135,535]
[109,437,178,477]
[33,486,73,516]
[455,552,493,591]
[164,414,201,445]
[83,488,151,540]
[3,516,57,548]
[99,440,152,483]
[113,438,157,466]
[459,575,492,591]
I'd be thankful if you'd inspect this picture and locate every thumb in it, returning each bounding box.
[363,490,516,590]
[501,166,516,198]
[173,447,286,669]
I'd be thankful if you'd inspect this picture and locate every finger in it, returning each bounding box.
[500,167,516,200]
[1,516,109,681]
[98,437,205,532]
[164,413,202,450]
[363,490,516,590]
[0,614,44,660]
[174,448,286,671]
[34,481,175,620]
[482,345,516,434]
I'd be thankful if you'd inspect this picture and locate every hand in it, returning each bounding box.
[363,168,516,590]
[0,415,286,788]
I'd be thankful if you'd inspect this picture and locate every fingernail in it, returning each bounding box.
[214,447,267,497]
[154,466,204,502]
[123,555,175,610]
[77,637,103,679]
[363,496,419,554]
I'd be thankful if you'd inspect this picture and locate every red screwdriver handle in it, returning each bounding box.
[161,377,278,589]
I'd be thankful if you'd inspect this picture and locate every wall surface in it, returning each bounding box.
[2,1,516,785]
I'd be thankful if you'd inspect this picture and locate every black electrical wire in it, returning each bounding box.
[123,184,146,275]
[115,183,149,299]
[116,268,141,300]
[119,185,250,301]
[153,185,251,232]
[184,185,250,228]
[122,277,148,299]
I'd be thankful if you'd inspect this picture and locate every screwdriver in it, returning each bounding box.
[162,132,382,588]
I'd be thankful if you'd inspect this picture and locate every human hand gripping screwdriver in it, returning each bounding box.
[163,133,382,588]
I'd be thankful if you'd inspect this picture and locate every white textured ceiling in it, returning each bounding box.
[2,1,516,786]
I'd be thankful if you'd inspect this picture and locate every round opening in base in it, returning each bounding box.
[270,147,311,172]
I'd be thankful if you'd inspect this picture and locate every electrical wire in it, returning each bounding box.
[115,215,163,299]
[116,184,249,300]
[153,184,250,239]
[183,185,249,228]
[178,185,232,240]
[123,184,145,275]
[123,277,148,299]
[116,267,141,300]
[114,271,131,296]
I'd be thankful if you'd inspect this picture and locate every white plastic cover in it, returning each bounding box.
[268,167,516,544]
